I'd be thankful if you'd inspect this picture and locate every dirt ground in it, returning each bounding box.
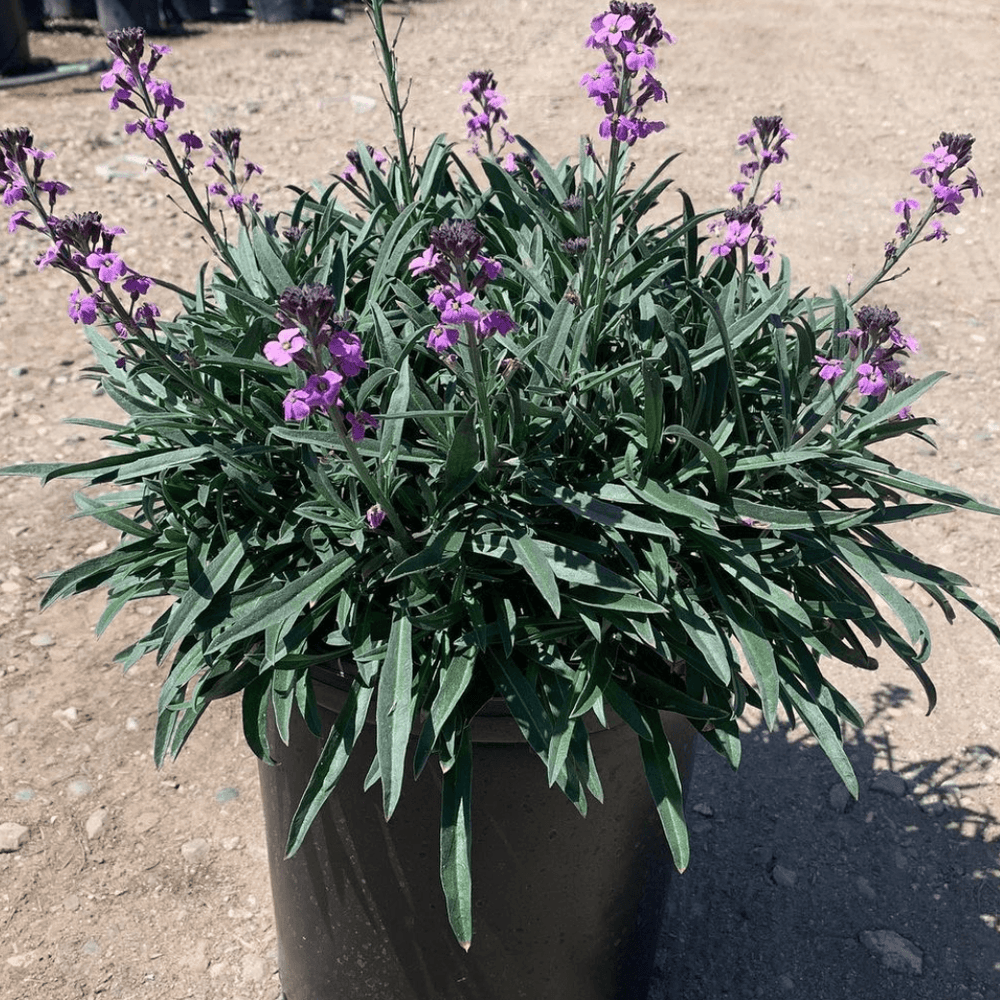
[1,0,999,998]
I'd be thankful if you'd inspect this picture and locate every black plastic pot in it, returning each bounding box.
[251,0,306,22]
[0,0,31,77]
[42,0,96,16]
[258,664,697,1000]
[170,0,210,18]
[95,0,158,30]
[21,0,45,30]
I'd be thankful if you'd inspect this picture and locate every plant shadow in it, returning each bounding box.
[651,682,1000,1000]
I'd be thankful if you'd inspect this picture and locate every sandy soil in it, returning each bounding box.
[1,1,998,998]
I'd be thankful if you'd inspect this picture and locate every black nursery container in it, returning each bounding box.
[258,664,696,1000]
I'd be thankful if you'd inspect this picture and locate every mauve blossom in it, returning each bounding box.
[86,251,126,283]
[264,328,307,366]
[68,289,98,325]
[427,325,461,353]
[345,410,379,442]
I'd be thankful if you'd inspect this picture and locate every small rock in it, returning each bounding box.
[828,782,853,812]
[0,822,30,852]
[242,953,269,983]
[14,788,34,802]
[691,801,713,817]
[221,836,241,851]
[81,939,100,956]
[8,366,29,377]
[85,808,108,840]
[870,772,907,798]
[68,779,93,798]
[125,717,140,732]
[215,787,239,803]
[134,812,159,834]
[29,633,55,647]
[856,876,877,901]
[181,838,210,863]
[922,798,947,816]
[778,974,795,992]
[859,929,923,975]
[749,845,775,866]
[771,863,797,888]
[3,720,19,737]
[63,894,81,912]
[0,579,20,593]
[84,540,109,556]
[6,949,41,969]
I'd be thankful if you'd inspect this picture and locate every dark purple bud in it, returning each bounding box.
[428,220,485,262]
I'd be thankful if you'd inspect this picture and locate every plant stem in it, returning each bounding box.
[366,0,415,205]
[331,410,413,547]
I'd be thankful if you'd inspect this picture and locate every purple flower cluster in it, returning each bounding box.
[340,144,389,182]
[1,127,158,363]
[460,70,514,162]
[887,132,982,255]
[204,128,263,218]
[100,29,180,142]
[262,285,376,437]
[580,2,674,146]
[816,305,919,415]
[408,220,516,355]
[709,116,794,274]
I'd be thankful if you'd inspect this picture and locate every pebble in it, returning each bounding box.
[84,539,109,556]
[242,953,269,983]
[3,721,19,737]
[771,864,798,888]
[6,949,42,969]
[85,807,108,840]
[859,929,923,975]
[53,706,79,725]
[82,939,100,956]
[63,894,81,912]
[0,822,30,852]
[215,787,239,803]
[691,801,713,817]
[181,838,210,863]
[828,782,853,812]
[125,717,140,732]
[68,779,93,798]
[856,876,877,901]
[870,771,907,798]
[778,974,795,992]
[221,836,241,851]
[134,812,159,834]
[14,788,34,802]
[8,366,29,377]
[29,633,55,647]
[0,580,20,593]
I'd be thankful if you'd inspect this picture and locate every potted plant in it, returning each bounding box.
[1,1,995,996]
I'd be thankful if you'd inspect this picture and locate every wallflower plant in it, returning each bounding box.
[2,0,996,948]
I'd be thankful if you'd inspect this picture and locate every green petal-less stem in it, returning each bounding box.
[0,0,994,948]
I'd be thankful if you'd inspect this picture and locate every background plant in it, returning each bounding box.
[1,0,995,949]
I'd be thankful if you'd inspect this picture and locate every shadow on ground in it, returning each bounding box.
[652,684,1000,1000]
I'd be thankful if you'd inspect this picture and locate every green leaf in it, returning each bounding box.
[413,644,476,777]
[203,552,354,655]
[439,725,473,950]
[285,680,375,857]
[509,531,562,618]
[637,705,690,872]
[386,526,467,582]
[376,611,413,820]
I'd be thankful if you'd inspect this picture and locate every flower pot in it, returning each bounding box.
[258,664,697,1000]
[41,0,96,16]
[95,0,158,31]
[251,0,307,22]
[0,0,31,77]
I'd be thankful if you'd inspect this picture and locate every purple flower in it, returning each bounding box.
[427,325,461,353]
[282,388,313,421]
[475,309,516,340]
[8,210,31,233]
[815,355,845,382]
[327,330,367,378]
[345,410,379,442]
[932,182,964,215]
[35,242,63,268]
[179,131,202,153]
[923,220,948,242]
[264,327,307,366]
[856,363,887,398]
[135,301,159,330]
[365,504,386,529]
[893,197,920,215]
[86,251,126,283]
[440,290,481,325]
[587,12,635,48]
[68,289,98,325]
[409,247,445,277]
[122,272,154,296]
